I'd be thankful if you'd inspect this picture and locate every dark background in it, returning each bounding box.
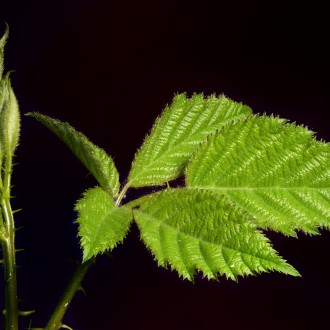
[1,1,330,329]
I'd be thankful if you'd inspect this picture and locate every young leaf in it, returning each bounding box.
[75,186,132,261]
[186,115,330,236]
[134,189,298,281]
[0,73,20,156]
[127,93,252,188]
[0,23,9,80]
[27,113,120,197]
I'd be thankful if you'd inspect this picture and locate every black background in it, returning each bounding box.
[1,1,330,329]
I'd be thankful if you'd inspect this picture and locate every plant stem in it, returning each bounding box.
[115,183,129,206]
[1,156,18,329]
[45,258,94,330]
[124,191,157,209]
[1,228,18,330]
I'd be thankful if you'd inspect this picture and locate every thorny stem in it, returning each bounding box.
[1,156,19,330]
[45,184,130,329]
[1,227,18,330]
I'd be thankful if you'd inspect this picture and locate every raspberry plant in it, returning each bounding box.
[1,25,330,329]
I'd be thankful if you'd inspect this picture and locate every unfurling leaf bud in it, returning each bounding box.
[0,23,9,81]
[0,74,20,156]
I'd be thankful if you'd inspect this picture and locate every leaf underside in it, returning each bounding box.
[75,187,132,261]
[134,189,298,281]
[27,113,120,197]
[187,115,330,236]
[128,93,252,188]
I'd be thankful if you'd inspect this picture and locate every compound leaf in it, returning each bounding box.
[134,189,298,281]
[128,93,251,187]
[187,115,330,236]
[75,187,132,261]
[27,113,120,197]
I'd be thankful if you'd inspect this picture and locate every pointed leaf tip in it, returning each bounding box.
[0,23,9,80]
[0,23,9,47]
[28,112,120,197]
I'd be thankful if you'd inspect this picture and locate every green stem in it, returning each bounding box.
[1,193,18,329]
[45,258,94,330]
[124,191,160,209]
[1,231,18,330]
[115,183,129,206]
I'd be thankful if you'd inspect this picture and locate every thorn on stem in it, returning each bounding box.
[66,258,80,266]
[104,252,116,261]
[78,285,86,295]
[19,310,36,317]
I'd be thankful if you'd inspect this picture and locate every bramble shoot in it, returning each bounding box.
[1,24,330,330]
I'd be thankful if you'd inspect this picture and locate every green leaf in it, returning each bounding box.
[75,186,133,261]
[128,93,252,187]
[134,189,298,281]
[27,113,120,197]
[187,115,330,236]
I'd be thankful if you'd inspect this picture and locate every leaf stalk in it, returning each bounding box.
[44,258,94,330]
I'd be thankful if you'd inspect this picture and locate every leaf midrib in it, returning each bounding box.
[128,115,247,186]
[191,186,330,191]
[136,211,287,268]
[84,208,118,252]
